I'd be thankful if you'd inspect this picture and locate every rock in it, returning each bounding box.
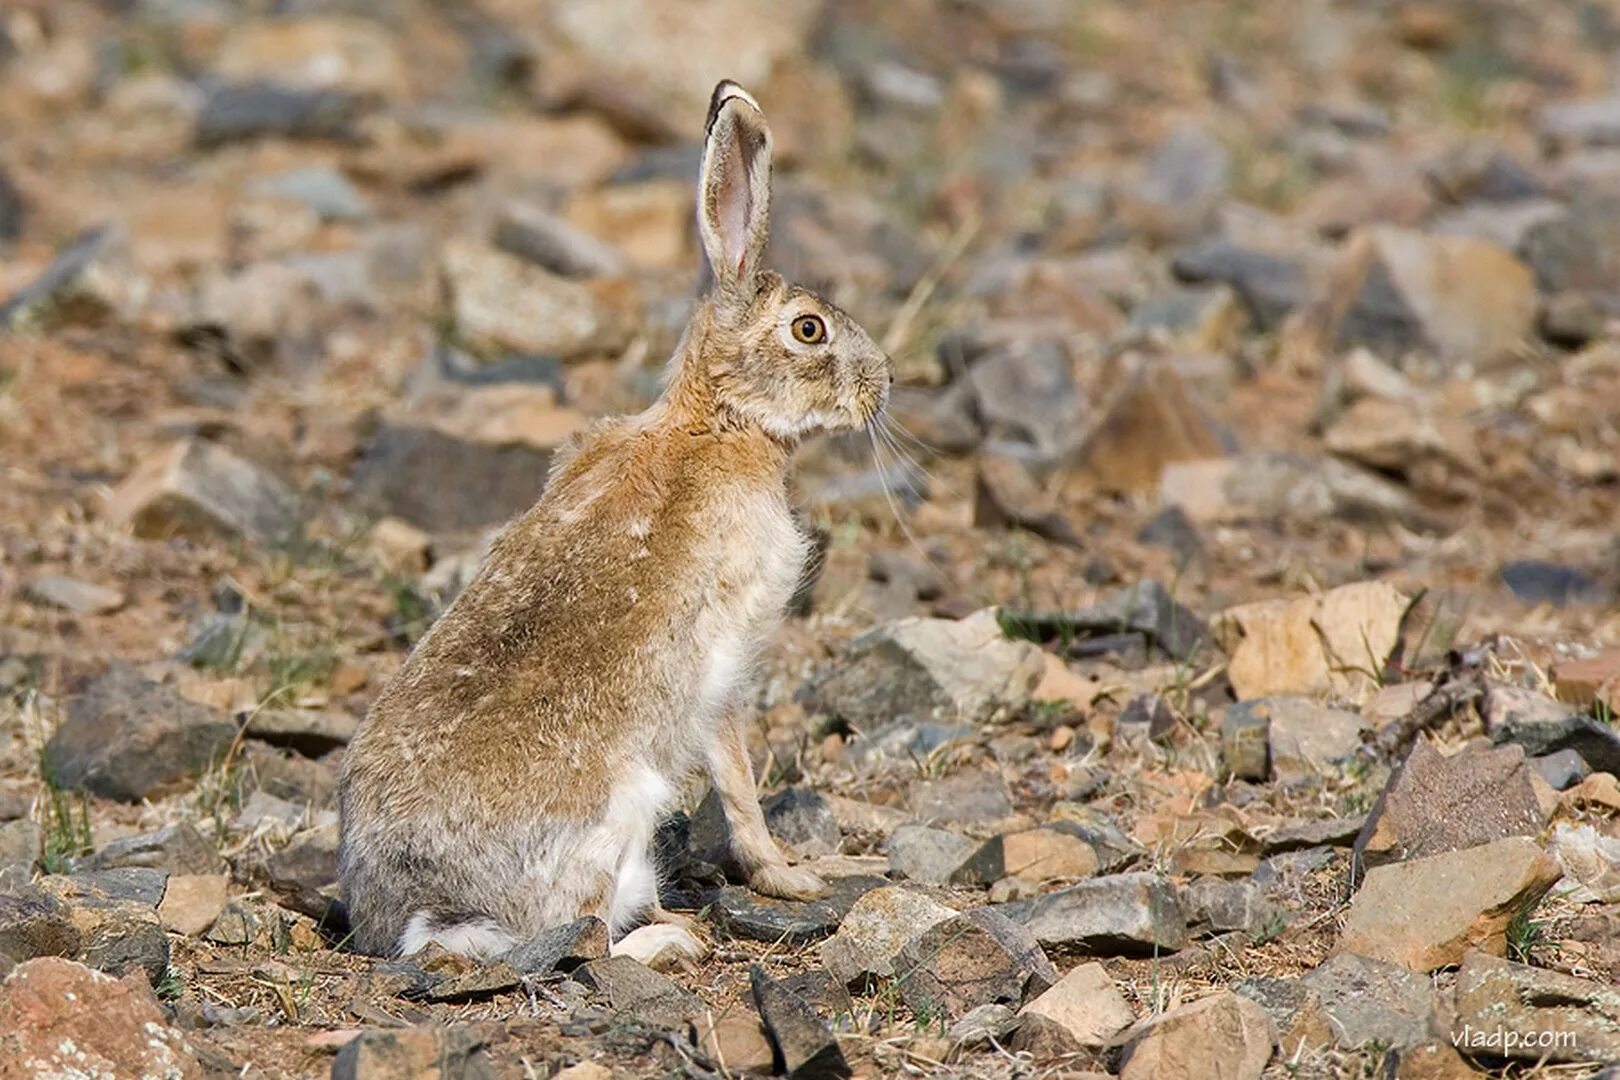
[0,821,40,871]
[369,517,432,574]
[894,908,1056,1022]
[441,240,631,360]
[251,165,370,223]
[184,262,323,371]
[1069,360,1227,495]
[1353,740,1550,871]
[1296,953,1439,1050]
[502,917,608,975]
[1211,581,1409,702]
[750,966,850,1079]
[1261,697,1363,779]
[1162,452,1438,532]
[1136,506,1207,568]
[1005,580,1210,664]
[762,788,841,859]
[820,886,956,987]
[709,877,883,945]
[965,341,1085,463]
[1549,822,1620,903]
[1117,991,1274,1080]
[264,824,340,920]
[0,225,148,331]
[1384,1041,1481,1079]
[886,825,977,885]
[773,969,855,1025]
[564,180,692,272]
[105,440,298,546]
[0,168,22,244]
[195,81,365,147]
[1305,227,1534,373]
[1118,122,1231,242]
[157,874,230,937]
[1539,289,1616,347]
[1046,807,1147,872]
[547,0,819,135]
[553,1066,612,1080]
[45,666,235,802]
[1339,836,1561,971]
[0,890,81,964]
[214,16,403,97]
[1566,772,1620,813]
[1017,962,1134,1049]
[1171,238,1308,330]
[1534,749,1591,791]
[950,824,1101,886]
[0,958,201,1079]
[38,876,169,984]
[422,960,523,1004]
[1553,648,1620,714]
[998,872,1188,954]
[909,769,1016,828]
[1323,396,1480,496]
[87,823,226,876]
[350,423,552,534]
[1452,950,1620,1063]
[1482,681,1620,774]
[1520,195,1620,295]
[694,1008,776,1076]
[948,1003,1019,1048]
[1180,880,1281,938]
[1128,284,1247,352]
[805,610,1044,728]
[574,955,702,1029]
[1220,702,1271,781]
[243,708,357,757]
[69,868,169,907]
[1500,561,1607,607]
[973,453,1083,548]
[1540,96,1620,150]
[1117,694,1177,744]
[330,1026,493,1080]
[1261,816,1366,854]
[24,575,125,615]
[494,200,626,279]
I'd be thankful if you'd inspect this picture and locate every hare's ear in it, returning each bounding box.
[698,80,772,298]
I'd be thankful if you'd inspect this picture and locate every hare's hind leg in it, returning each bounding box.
[601,846,709,967]
[706,716,828,901]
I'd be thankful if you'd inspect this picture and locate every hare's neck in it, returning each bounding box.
[659,324,793,473]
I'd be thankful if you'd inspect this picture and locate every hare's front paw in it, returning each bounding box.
[750,862,829,901]
[611,923,709,971]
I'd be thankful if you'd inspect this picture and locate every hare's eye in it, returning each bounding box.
[791,314,827,345]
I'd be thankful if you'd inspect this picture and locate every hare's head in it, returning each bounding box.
[686,81,892,442]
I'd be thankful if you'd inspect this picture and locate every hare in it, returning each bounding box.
[339,81,893,965]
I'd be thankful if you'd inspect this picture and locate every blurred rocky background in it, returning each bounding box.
[2,0,1620,1077]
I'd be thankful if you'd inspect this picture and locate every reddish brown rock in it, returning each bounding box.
[895,908,1056,1021]
[0,957,201,1079]
[1212,582,1409,702]
[1339,837,1562,971]
[1070,360,1226,495]
[1117,991,1274,1080]
[1353,739,1552,871]
[1554,648,1620,714]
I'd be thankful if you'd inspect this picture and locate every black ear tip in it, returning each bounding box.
[705,80,758,133]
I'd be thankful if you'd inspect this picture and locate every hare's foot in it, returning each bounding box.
[611,923,709,970]
[649,904,697,932]
[749,861,829,902]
